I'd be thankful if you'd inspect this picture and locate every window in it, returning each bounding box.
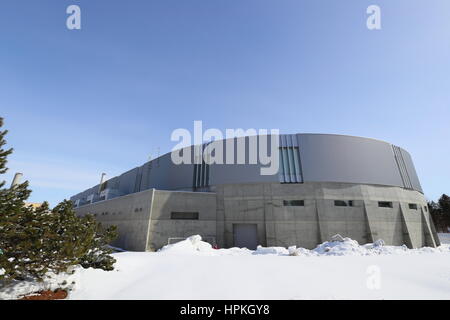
[334,200,347,207]
[408,203,418,210]
[378,201,393,208]
[424,206,428,212]
[334,200,354,207]
[283,200,304,206]
[171,212,199,220]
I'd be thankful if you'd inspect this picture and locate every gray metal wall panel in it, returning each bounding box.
[209,136,279,186]
[399,148,423,193]
[119,168,139,195]
[144,153,195,191]
[298,134,404,188]
[71,133,424,204]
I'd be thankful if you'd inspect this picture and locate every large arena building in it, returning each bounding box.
[71,133,440,251]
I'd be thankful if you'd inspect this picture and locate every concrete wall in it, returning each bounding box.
[75,181,439,251]
[75,189,155,251]
[146,190,217,251]
[76,182,440,251]
[215,183,269,249]
[74,189,217,252]
[216,182,437,249]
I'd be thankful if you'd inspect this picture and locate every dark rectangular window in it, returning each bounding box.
[378,201,393,208]
[170,212,199,220]
[348,200,354,207]
[424,206,428,212]
[334,200,347,207]
[408,203,418,210]
[283,200,304,206]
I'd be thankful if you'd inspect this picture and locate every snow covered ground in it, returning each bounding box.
[2,234,450,300]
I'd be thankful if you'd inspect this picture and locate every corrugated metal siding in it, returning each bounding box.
[392,145,413,190]
[71,134,425,205]
[279,134,303,183]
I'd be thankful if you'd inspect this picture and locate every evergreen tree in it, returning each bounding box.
[0,117,34,279]
[50,200,117,272]
[0,118,12,178]
[438,194,450,231]
[0,117,117,282]
[438,194,450,215]
[429,196,450,233]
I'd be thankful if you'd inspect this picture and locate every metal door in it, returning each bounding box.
[233,224,258,250]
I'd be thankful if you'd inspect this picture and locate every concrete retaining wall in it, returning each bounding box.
[75,182,439,251]
[75,189,155,251]
[146,190,217,251]
[215,182,437,249]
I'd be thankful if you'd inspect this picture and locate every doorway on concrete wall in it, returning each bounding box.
[233,224,258,250]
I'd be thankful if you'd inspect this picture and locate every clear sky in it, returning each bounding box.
[1,0,449,206]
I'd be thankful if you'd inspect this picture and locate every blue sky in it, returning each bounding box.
[1,0,449,206]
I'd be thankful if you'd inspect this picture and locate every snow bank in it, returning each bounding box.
[157,234,450,257]
[0,269,78,300]
[158,235,214,254]
[2,235,449,300]
[66,241,450,300]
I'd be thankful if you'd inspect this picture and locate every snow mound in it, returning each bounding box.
[158,234,450,257]
[313,237,366,256]
[2,235,449,300]
[288,237,450,256]
[254,246,289,256]
[158,235,214,255]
